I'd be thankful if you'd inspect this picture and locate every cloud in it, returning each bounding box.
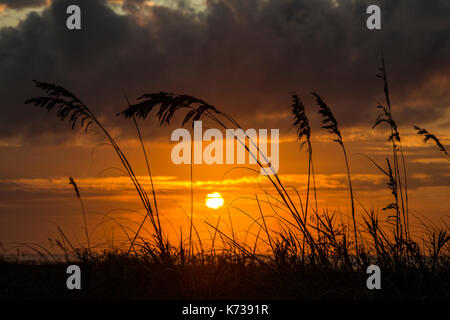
[121,0,146,13]
[0,0,449,144]
[0,0,48,10]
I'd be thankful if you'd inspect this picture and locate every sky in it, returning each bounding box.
[0,0,448,252]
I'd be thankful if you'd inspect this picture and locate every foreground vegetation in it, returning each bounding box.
[1,58,447,300]
[1,252,448,299]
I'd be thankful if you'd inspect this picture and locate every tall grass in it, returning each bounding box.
[372,57,410,245]
[25,81,165,259]
[68,176,91,254]
[122,90,161,254]
[414,126,449,160]
[117,91,325,261]
[23,58,449,277]
[291,92,318,261]
[311,92,358,257]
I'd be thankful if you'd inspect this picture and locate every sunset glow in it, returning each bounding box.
[205,192,224,209]
[0,0,448,303]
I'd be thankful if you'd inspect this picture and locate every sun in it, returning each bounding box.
[205,192,224,209]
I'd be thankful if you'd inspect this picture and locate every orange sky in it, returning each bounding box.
[0,0,449,254]
[0,122,448,252]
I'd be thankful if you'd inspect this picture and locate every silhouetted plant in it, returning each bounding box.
[119,92,219,261]
[291,92,318,261]
[312,92,358,258]
[359,153,402,244]
[291,93,311,151]
[119,91,322,260]
[430,229,449,263]
[20,63,450,291]
[118,92,221,127]
[372,56,409,247]
[414,125,449,160]
[26,81,165,258]
[122,90,162,256]
[68,176,91,254]
[382,159,402,239]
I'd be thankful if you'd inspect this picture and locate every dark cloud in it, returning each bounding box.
[121,0,146,13]
[0,0,47,10]
[0,0,449,144]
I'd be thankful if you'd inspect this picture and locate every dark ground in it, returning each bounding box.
[0,255,448,300]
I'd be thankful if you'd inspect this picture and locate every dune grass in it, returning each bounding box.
[3,59,448,299]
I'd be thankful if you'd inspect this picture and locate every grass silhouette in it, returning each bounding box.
[312,91,358,258]
[1,60,448,300]
[414,125,449,160]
